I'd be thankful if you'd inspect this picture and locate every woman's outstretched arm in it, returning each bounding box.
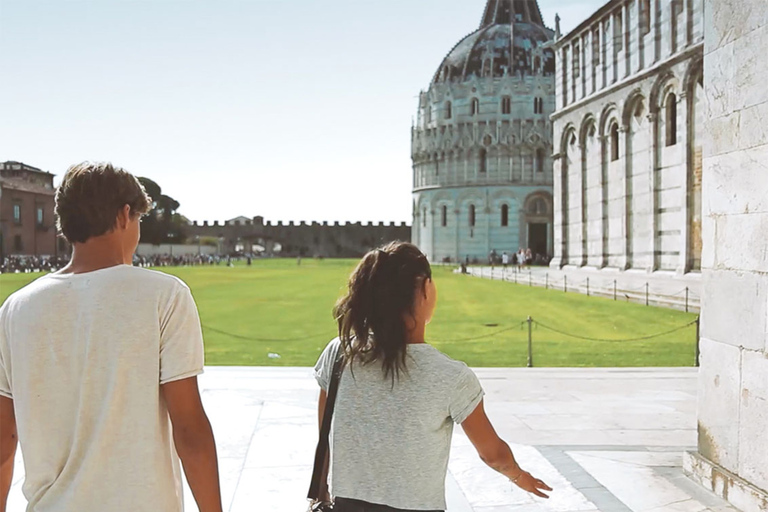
[461,399,552,499]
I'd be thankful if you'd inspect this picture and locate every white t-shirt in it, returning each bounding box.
[314,339,484,511]
[0,265,204,512]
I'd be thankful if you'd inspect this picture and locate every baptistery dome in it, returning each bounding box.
[411,0,557,264]
[434,1,555,84]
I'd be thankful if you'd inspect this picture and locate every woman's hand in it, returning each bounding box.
[511,470,552,498]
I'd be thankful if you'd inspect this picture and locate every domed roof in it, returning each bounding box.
[433,0,555,84]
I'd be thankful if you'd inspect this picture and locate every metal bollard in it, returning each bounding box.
[527,316,533,368]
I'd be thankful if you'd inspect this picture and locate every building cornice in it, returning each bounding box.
[550,43,703,122]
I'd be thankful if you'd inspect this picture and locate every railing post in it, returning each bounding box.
[564,275,567,293]
[587,277,590,297]
[685,287,689,313]
[546,273,549,289]
[529,271,532,287]
[646,283,649,306]
[695,316,701,367]
[614,280,617,301]
[515,271,518,284]
[527,316,533,368]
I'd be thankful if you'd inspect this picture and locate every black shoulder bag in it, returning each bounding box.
[307,351,345,511]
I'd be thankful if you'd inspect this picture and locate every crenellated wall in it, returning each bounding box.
[186,217,410,258]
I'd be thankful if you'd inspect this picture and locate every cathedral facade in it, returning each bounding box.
[411,0,556,263]
[550,0,704,274]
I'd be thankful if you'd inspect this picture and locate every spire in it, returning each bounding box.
[480,0,546,29]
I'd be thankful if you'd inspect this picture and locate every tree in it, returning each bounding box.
[138,177,187,245]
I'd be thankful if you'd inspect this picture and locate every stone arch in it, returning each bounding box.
[685,57,704,272]
[621,88,646,127]
[580,114,599,266]
[523,190,554,257]
[558,124,578,266]
[598,102,620,137]
[623,92,649,269]
[649,71,679,114]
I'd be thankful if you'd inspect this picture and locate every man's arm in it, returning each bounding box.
[0,396,17,512]
[461,399,552,499]
[161,376,222,512]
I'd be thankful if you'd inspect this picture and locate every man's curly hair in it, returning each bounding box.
[55,162,152,244]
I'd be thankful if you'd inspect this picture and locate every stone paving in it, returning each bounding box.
[463,266,702,312]
[7,367,739,512]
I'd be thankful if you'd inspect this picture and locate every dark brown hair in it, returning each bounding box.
[333,241,432,381]
[55,162,152,244]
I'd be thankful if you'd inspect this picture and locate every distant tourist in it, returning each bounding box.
[502,251,509,269]
[517,248,526,269]
[0,162,223,512]
[311,242,552,512]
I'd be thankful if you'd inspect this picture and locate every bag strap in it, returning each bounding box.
[308,349,345,501]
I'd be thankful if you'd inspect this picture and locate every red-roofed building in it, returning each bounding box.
[0,161,63,258]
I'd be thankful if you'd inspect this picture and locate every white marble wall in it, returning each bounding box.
[686,1,768,510]
[551,0,704,275]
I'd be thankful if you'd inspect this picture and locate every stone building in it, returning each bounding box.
[411,0,556,263]
[684,2,768,510]
[0,162,61,258]
[550,0,704,274]
[186,217,410,258]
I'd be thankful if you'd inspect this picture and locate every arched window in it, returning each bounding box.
[479,149,487,173]
[530,198,547,215]
[642,0,652,35]
[533,97,544,114]
[425,105,431,124]
[610,123,620,161]
[501,204,509,227]
[665,93,678,146]
[471,98,479,116]
[441,205,447,227]
[536,148,545,173]
[469,205,476,227]
[483,59,492,77]
[422,208,427,227]
[501,96,512,114]
[445,101,452,119]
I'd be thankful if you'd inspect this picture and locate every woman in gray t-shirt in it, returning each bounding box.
[313,242,552,512]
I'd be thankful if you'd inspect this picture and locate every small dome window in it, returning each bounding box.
[471,98,480,116]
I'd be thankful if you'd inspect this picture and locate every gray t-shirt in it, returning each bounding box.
[314,338,484,511]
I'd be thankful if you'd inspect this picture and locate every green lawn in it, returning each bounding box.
[0,259,699,367]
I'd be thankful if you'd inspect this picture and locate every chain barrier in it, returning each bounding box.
[533,319,698,343]
[203,325,334,343]
[432,321,528,343]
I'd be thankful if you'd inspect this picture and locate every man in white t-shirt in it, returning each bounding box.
[0,162,222,512]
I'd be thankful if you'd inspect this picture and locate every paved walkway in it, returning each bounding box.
[464,266,702,312]
[7,367,738,512]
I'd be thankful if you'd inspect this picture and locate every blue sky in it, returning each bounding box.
[0,0,605,224]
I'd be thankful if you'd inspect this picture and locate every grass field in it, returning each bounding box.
[0,259,699,367]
